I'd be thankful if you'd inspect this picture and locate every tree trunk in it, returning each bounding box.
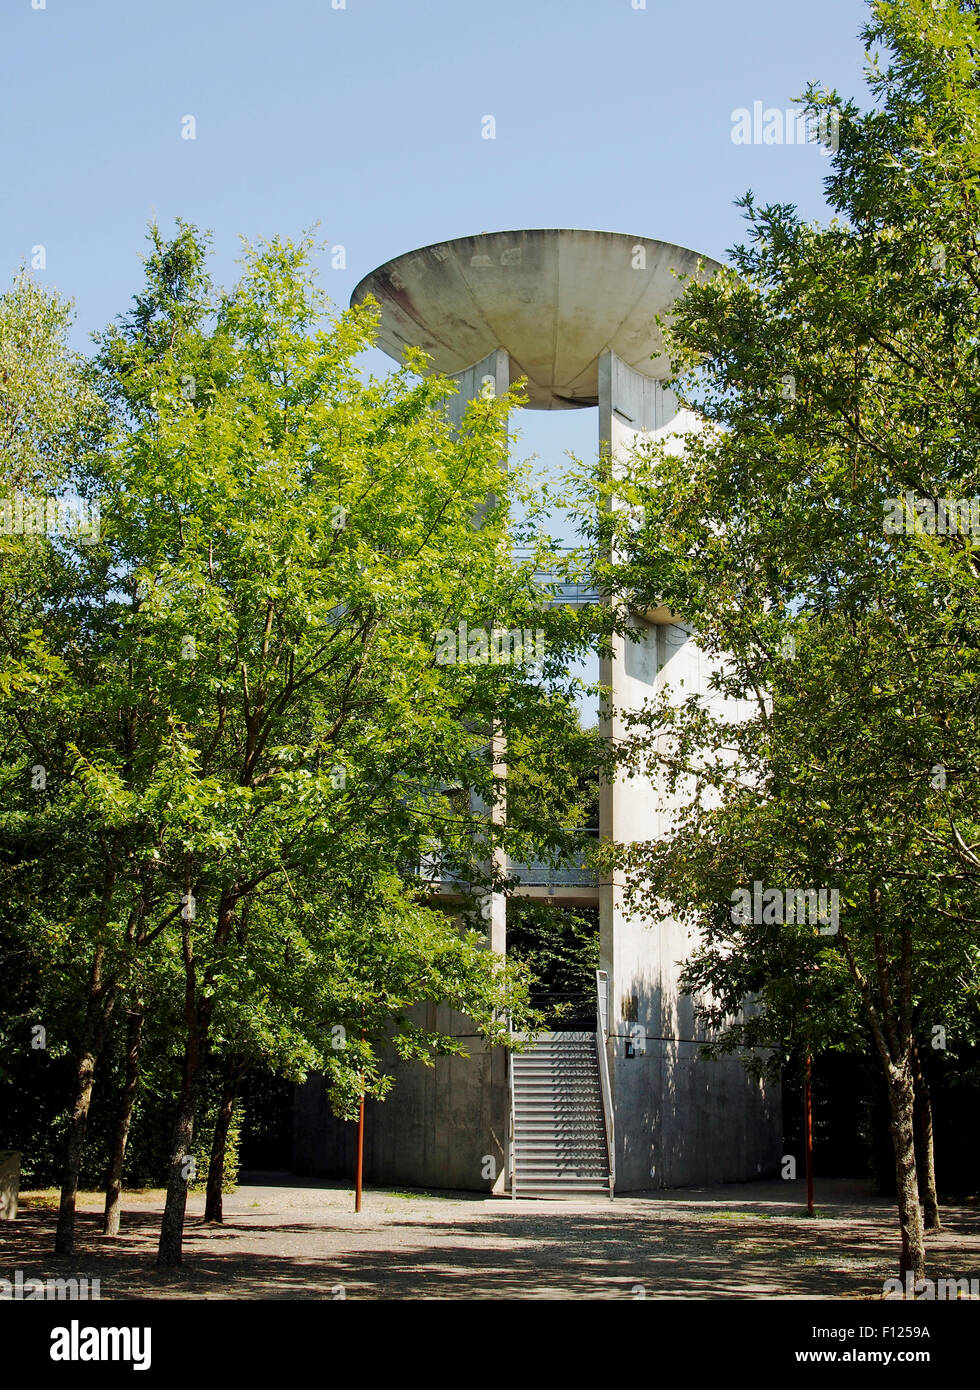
[839,915,926,1286]
[102,1004,144,1237]
[911,1042,941,1232]
[54,1044,99,1255]
[157,892,233,1266]
[886,1064,925,1283]
[156,1034,204,1267]
[203,1057,242,1224]
[55,942,117,1255]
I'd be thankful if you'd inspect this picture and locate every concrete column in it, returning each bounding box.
[598,350,781,1190]
[453,349,510,1191]
[445,347,509,431]
[598,349,687,1032]
[450,348,510,960]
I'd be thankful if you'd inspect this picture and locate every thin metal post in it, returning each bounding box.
[804,1054,814,1217]
[354,1089,365,1214]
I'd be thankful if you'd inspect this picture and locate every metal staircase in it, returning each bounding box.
[509,973,615,1199]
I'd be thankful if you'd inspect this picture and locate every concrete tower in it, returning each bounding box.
[293,230,782,1194]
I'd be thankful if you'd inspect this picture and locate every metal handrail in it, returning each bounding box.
[595,968,615,1196]
[527,990,595,1031]
[508,1015,518,1200]
[511,548,601,606]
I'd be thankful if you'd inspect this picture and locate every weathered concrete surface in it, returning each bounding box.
[352,229,719,409]
[443,345,509,431]
[293,1004,509,1194]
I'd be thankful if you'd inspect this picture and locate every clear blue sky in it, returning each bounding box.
[1,0,873,470]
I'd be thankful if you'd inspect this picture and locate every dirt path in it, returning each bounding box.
[4,1176,978,1300]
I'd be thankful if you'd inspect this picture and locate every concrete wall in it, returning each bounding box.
[293,1004,509,1192]
[610,1044,782,1189]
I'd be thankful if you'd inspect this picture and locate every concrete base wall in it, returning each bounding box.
[610,1044,782,1191]
[293,1030,780,1196]
[293,1005,509,1193]
[606,910,782,1191]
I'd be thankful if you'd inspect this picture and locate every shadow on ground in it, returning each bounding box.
[4,1177,978,1301]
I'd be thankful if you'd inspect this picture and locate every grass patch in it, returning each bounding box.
[702,1210,770,1221]
[20,1187,168,1208]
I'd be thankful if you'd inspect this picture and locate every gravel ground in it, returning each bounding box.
[4,1175,978,1300]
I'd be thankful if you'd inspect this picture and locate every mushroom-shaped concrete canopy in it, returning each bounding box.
[350,229,720,410]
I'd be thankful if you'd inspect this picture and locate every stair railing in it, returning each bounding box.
[595,968,616,1196]
[508,1014,518,1199]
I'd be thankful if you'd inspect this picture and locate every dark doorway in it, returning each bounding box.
[507,900,600,1029]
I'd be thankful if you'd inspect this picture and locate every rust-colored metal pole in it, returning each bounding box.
[804,1054,815,1217]
[354,1019,366,1215]
[354,1089,365,1213]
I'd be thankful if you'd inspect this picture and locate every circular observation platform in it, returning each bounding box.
[351,229,720,410]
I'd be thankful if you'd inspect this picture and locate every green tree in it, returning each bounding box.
[1,224,599,1266]
[606,0,980,1283]
[0,269,115,1252]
